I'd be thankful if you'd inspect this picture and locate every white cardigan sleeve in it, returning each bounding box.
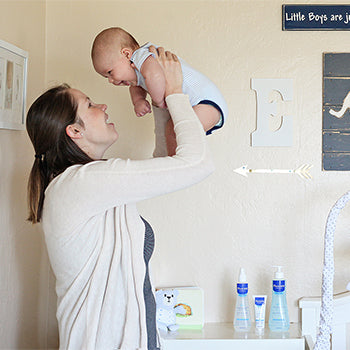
[44,94,214,232]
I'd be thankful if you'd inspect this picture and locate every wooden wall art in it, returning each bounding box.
[323,53,350,170]
[283,5,350,31]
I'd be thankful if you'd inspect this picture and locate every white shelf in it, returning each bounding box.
[160,322,305,350]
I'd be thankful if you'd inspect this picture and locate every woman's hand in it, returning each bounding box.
[149,46,183,97]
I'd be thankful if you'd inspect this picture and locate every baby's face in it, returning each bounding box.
[93,50,137,87]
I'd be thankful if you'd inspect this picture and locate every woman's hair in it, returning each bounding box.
[26,84,93,224]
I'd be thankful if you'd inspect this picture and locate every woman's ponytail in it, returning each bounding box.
[27,156,50,223]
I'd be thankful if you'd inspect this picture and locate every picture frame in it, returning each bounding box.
[0,39,28,130]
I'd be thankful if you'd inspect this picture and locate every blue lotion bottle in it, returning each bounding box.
[234,268,251,331]
[268,266,290,331]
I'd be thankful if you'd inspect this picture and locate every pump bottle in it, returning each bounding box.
[268,266,290,331]
[234,268,251,331]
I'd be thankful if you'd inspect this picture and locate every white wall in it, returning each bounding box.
[0,1,51,349]
[3,0,350,348]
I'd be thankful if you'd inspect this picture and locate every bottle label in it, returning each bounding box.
[237,283,248,295]
[254,296,265,306]
[273,280,285,293]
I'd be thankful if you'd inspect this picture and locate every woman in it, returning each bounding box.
[26,47,213,350]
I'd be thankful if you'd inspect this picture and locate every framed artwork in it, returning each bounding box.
[0,39,28,130]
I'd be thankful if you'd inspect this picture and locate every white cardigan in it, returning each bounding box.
[42,94,214,350]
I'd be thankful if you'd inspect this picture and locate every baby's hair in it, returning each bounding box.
[91,27,139,59]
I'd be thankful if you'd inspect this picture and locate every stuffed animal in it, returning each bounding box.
[155,289,186,331]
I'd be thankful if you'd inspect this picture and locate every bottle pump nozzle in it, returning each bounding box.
[239,267,247,282]
[272,266,284,279]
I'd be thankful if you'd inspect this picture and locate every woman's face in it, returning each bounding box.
[69,88,118,159]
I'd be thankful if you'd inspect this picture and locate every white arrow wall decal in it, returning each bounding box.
[234,164,313,180]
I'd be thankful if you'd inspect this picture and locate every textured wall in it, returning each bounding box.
[44,0,350,344]
[0,1,48,348]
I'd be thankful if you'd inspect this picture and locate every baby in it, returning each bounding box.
[91,27,228,155]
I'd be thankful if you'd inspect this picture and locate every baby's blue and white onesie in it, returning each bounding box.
[130,42,228,135]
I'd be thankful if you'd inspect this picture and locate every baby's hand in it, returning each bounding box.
[134,99,152,117]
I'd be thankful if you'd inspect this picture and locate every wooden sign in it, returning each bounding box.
[283,5,350,31]
[323,53,350,171]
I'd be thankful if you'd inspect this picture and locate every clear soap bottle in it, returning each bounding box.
[234,268,251,331]
[268,266,290,331]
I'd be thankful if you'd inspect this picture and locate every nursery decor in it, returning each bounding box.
[155,289,186,332]
[156,287,204,331]
[283,5,350,31]
[234,164,313,180]
[0,39,28,130]
[174,287,204,329]
[251,78,293,147]
[323,53,350,170]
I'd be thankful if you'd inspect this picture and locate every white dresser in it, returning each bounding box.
[160,323,306,350]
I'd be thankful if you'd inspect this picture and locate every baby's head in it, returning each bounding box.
[91,27,140,86]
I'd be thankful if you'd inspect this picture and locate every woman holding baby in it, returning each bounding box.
[26,47,213,349]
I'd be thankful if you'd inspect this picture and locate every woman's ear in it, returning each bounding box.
[66,124,83,139]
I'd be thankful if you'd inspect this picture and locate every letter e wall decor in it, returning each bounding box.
[251,79,293,147]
